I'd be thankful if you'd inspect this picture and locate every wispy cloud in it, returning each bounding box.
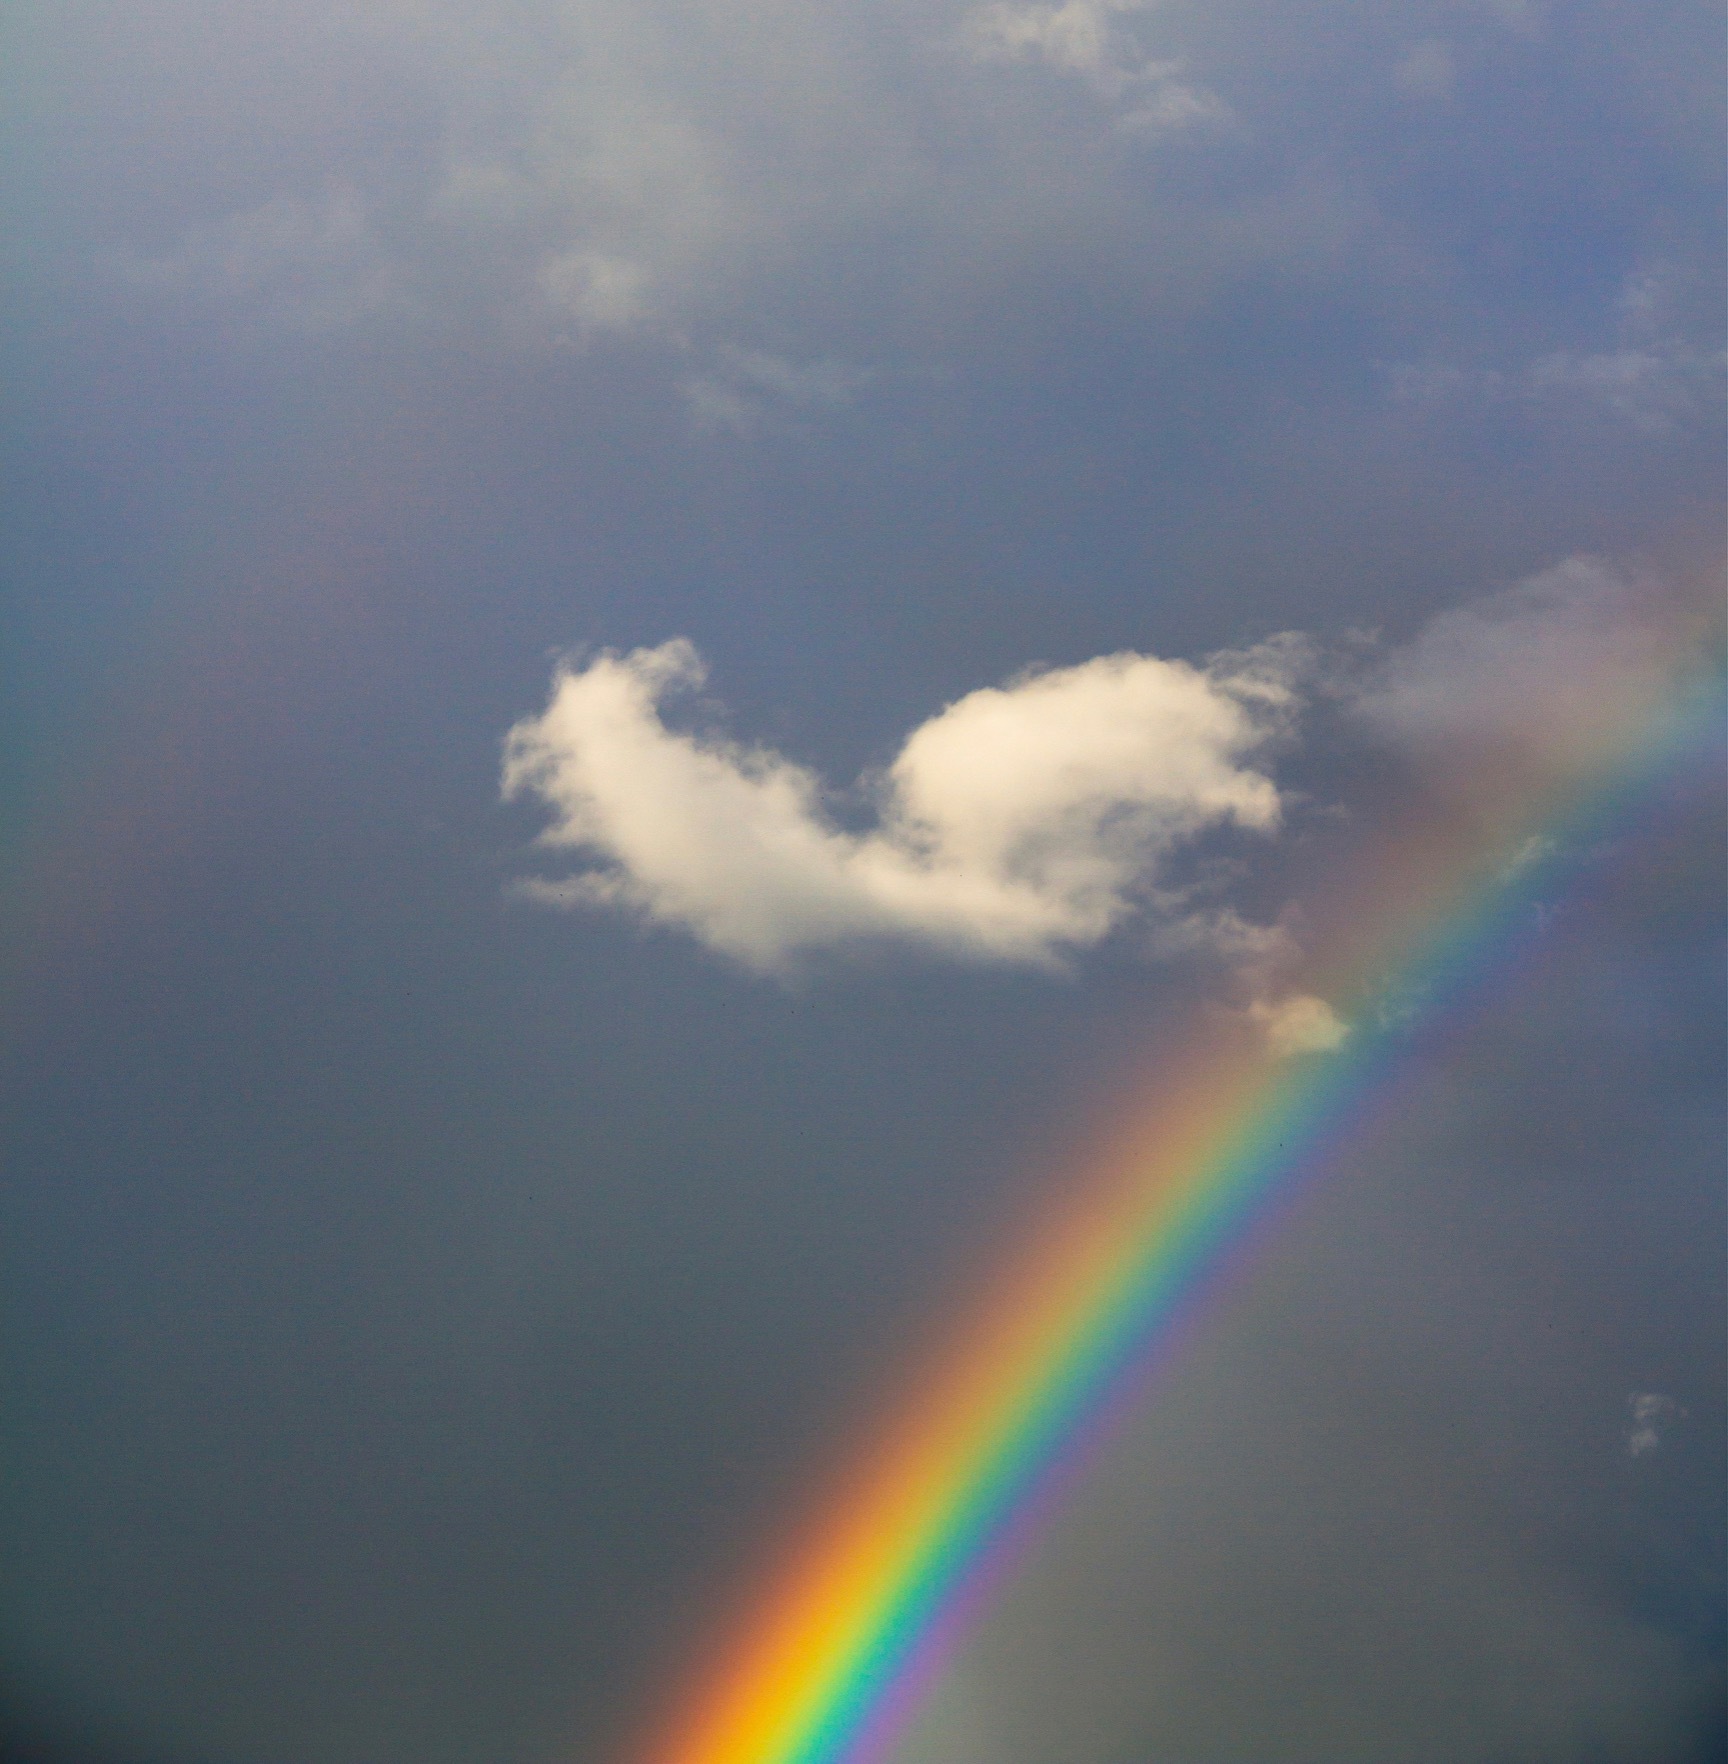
[502,637,1303,974]
[681,346,875,435]
[1626,1392,1682,1458]
[960,0,1230,133]
[101,182,395,331]
[1388,343,1725,431]
[1385,269,1726,433]
[1523,343,1727,433]
[1392,39,1455,101]
[1351,557,1688,786]
[537,250,652,337]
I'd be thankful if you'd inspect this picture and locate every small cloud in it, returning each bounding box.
[502,637,1303,975]
[538,251,651,337]
[1393,40,1455,101]
[963,0,1145,87]
[1499,835,1557,882]
[1617,265,1676,341]
[1626,1392,1683,1458]
[1114,78,1231,137]
[1246,992,1349,1058]
[682,346,874,436]
[1373,986,1427,1032]
[1150,906,1300,973]
[961,0,1229,133]
[680,376,761,435]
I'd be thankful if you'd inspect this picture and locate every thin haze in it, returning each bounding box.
[0,3,1722,1762]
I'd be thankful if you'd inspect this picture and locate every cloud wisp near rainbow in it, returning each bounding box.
[623,661,1720,1764]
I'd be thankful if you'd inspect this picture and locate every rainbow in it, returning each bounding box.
[629,665,1721,1764]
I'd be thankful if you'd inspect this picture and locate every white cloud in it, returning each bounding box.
[1246,992,1350,1058]
[80,0,1427,366]
[1616,264,1676,340]
[963,0,1142,84]
[501,638,1301,974]
[1497,834,1558,883]
[400,1,900,346]
[1115,78,1232,137]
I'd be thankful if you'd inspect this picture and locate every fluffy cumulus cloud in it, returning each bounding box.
[501,559,1712,983]
[498,551,1717,1035]
[1246,992,1350,1058]
[502,637,1303,973]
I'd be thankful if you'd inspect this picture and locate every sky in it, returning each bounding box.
[0,3,1723,1762]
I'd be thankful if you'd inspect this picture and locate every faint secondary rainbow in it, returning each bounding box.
[629,665,1722,1764]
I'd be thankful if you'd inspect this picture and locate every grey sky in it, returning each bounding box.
[1,2,1722,1761]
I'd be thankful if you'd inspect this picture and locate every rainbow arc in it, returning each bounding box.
[628,668,1721,1764]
